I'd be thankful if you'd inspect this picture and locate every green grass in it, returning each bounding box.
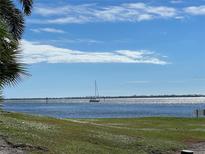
[1,111,205,154]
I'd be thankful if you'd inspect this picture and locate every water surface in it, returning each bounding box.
[2,97,205,118]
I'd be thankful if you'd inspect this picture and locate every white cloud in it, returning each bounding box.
[34,6,70,16]
[184,5,205,15]
[20,40,168,65]
[49,38,103,44]
[30,3,178,24]
[123,3,177,17]
[175,16,184,20]
[27,3,205,24]
[170,0,183,4]
[30,28,65,33]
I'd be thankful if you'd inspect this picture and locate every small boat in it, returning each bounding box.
[90,80,100,103]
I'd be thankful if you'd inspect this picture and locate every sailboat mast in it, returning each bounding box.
[89,80,100,102]
[95,80,96,98]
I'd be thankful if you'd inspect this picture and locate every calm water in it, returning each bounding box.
[2,98,205,118]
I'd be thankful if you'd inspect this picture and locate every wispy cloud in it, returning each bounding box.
[49,38,103,44]
[29,3,179,24]
[28,3,205,25]
[170,0,184,4]
[20,40,168,65]
[30,28,65,33]
[184,5,205,15]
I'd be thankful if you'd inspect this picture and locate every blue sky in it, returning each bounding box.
[4,0,205,98]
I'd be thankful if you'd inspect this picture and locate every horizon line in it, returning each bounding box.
[4,94,205,100]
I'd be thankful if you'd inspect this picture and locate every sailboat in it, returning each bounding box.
[90,80,100,103]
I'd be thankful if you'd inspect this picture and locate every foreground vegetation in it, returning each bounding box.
[1,111,205,154]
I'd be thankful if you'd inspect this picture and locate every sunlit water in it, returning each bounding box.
[2,97,205,118]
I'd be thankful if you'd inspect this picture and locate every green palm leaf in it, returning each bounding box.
[0,20,27,87]
[19,0,33,15]
[0,0,24,40]
[0,0,33,101]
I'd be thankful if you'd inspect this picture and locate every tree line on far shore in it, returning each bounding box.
[5,94,205,101]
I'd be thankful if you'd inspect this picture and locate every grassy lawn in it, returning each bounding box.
[1,110,205,154]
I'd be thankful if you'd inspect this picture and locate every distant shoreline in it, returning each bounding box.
[4,94,205,100]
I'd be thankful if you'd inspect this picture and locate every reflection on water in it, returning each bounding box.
[3,97,205,118]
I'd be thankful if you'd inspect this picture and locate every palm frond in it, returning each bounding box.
[19,0,33,15]
[0,91,2,103]
[0,20,27,87]
[0,0,33,100]
[0,0,24,40]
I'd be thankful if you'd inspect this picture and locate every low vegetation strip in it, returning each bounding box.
[1,110,205,154]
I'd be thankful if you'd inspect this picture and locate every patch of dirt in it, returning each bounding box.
[176,142,205,154]
[189,142,205,154]
[0,135,49,154]
[0,136,24,154]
